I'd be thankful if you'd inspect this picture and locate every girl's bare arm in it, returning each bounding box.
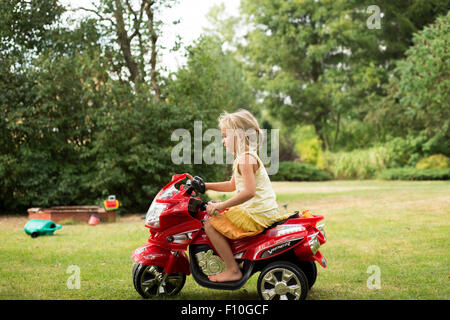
[218,155,256,209]
[205,175,236,192]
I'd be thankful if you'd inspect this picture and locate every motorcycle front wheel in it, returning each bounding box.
[132,263,186,299]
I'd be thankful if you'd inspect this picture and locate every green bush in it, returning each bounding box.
[270,161,333,182]
[416,154,450,169]
[378,168,450,181]
[292,125,325,169]
[323,147,390,179]
[323,134,450,180]
[382,131,449,168]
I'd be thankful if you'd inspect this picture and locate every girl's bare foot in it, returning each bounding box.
[208,268,243,282]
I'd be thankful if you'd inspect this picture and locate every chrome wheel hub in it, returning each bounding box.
[274,282,289,296]
[140,265,184,296]
[261,268,302,300]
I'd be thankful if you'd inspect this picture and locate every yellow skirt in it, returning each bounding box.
[208,206,266,240]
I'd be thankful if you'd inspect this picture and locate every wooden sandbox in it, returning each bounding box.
[27,206,116,223]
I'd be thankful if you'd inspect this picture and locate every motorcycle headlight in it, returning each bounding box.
[145,200,167,227]
[159,185,178,200]
[145,185,178,227]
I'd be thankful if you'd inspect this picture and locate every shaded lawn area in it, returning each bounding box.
[0,180,448,299]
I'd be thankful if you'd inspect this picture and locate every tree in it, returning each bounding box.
[165,35,257,179]
[396,12,449,135]
[0,1,105,211]
[0,2,258,213]
[238,0,374,149]
[368,12,449,156]
[238,0,449,150]
[0,0,64,62]
[74,0,179,99]
[167,35,256,119]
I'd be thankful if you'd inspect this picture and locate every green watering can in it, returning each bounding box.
[24,219,62,238]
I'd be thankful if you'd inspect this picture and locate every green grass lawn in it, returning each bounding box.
[1,180,449,300]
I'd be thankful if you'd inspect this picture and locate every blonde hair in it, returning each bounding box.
[218,109,263,157]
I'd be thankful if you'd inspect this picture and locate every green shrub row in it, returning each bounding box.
[270,161,333,182]
[323,147,390,179]
[378,168,450,180]
[323,134,450,180]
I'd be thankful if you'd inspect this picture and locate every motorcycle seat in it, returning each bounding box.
[262,212,299,234]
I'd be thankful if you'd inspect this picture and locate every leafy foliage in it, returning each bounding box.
[271,162,332,182]
[368,12,449,152]
[239,0,449,151]
[382,131,448,168]
[292,126,325,169]
[324,147,390,179]
[395,12,450,135]
[416,154,450,169]
[379,168,450,180]
[0,5,253,214]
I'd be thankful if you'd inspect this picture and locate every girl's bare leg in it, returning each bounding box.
[204,220,242,282]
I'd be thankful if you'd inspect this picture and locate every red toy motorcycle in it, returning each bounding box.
[132,173,327,300]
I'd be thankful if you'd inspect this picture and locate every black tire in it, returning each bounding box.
[31,232,39,238]
[257,261,308,300]
[132,263,186,299]
[132,262,140,292]
[297,261,317,289]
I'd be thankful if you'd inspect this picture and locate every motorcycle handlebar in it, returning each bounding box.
[191,176,206,194]
[199,201,220,216]
[199,202,208,211]
[183,175,205,195]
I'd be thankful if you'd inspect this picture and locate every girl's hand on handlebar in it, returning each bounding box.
[206,201,223,217]
[186,173,194,181]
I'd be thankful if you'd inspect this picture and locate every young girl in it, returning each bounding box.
[193,109,290,283]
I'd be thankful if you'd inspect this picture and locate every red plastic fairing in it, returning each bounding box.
[244,233,307,260]
[313,250,327,268]
[161,173,187,191]
[131,244,190,275]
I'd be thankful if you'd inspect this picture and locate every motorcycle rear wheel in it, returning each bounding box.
[297,261,317,289]
[257,261,308,300]
[133,263,186,299]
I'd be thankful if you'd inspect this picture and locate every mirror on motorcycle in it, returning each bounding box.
[184,179,194,195]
